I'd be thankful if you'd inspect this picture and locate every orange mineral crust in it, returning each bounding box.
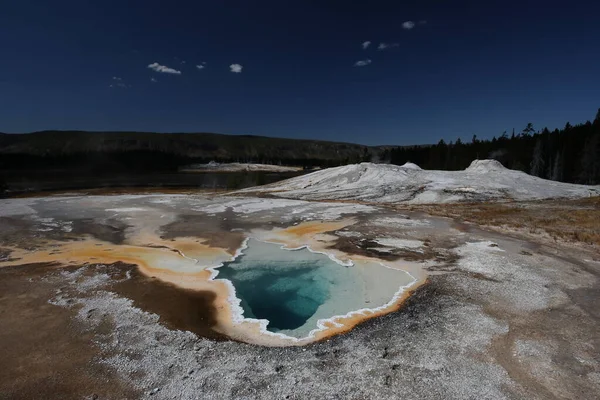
[0,221,425,346]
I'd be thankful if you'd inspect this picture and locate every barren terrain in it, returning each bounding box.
[0,190,599,399]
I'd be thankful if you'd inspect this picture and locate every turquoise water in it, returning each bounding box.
[216,238,415,338]
[216,239,338,332]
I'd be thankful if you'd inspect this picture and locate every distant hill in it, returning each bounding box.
[5,108,597,186]
[0,131,374,167]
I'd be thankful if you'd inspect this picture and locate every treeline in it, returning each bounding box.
[0,150,369,174]
[2,110,599,186]
[383,109,600,184]
[0,130,373,168]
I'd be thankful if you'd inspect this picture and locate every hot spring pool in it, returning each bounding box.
[215,239,416,339]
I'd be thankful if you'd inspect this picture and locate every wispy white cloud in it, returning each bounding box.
[362,41,371,50]
[402,21,415,30]
[354,59,372,67]
[196,62,207,70]
[150,77,157,83]
[110,76,130,88]
[377,42,399,50]
[229,63,243,73]
[147,62,182,75]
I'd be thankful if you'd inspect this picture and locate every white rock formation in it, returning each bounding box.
[238,160,600,204]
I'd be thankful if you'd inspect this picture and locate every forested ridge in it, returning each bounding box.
[0,131,371,171]
[1,109,599,185]
[383,109,600,184]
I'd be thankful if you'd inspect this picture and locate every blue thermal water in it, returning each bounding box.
[216,240,335,331]
[215,238,415,338]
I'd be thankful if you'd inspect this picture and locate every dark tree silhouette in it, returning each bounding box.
[387,109,600,184]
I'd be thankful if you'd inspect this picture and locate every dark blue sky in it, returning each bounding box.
[1,1,599,145]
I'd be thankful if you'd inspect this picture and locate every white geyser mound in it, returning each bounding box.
[238,160,600,204]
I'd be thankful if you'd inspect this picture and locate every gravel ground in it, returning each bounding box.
[40,236,600,400]
[1,194,599,399]
[48,272,514,400]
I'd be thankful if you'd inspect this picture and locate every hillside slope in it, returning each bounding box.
[0,131,372,164]
[238,160,600,203]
